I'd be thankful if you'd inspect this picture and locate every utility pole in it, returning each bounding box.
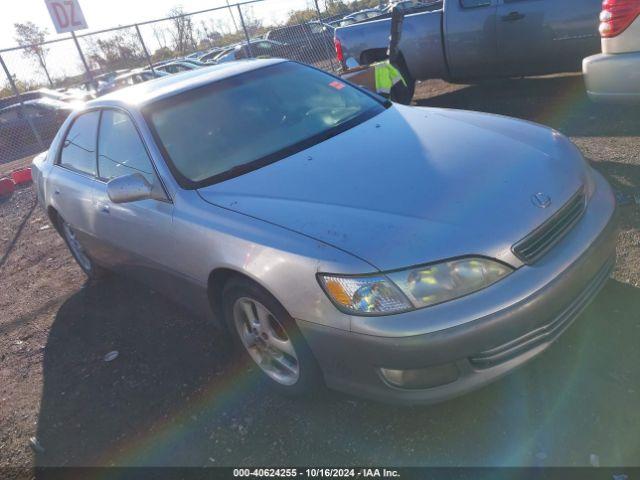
[227,0,239,31]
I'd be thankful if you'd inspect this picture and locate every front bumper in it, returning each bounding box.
[297,171,618,405]
[583,52,640,103]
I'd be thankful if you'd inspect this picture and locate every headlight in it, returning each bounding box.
[319,258,512,316]
[318,274,413,315]
[388,258,512,309]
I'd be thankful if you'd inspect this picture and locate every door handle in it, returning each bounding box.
[54,188,60,195]
[98,204,110,214]
[502,11,525,22]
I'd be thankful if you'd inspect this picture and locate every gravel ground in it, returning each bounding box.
[0,74,639,473]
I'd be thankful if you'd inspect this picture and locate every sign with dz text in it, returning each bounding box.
[44,0,88,34]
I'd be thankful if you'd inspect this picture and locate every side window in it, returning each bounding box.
[201,52,216,62]
[256,42,273,55]
[59,111,100,176]
[270,30,284,42]
[0,107,20,123]
[98,110,156,183]
[23,106,46,119]
[460,0,491,7]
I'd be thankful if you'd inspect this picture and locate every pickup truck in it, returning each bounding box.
[334,0,602,94]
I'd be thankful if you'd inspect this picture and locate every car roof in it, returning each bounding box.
[90,58,286,109]
[0,97,68,112]
[347,8,378,16]
[159,61,190,67]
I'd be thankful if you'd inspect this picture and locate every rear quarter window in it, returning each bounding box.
[59,111,100,176]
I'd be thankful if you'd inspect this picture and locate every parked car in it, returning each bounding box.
[38,87,93,103]
[155,61,202,75]
[214,40,294,63]
[198,47,227,63]
[382,0,431,13]
[338,8,383,27]
[95,70,130,84]
[186,50,207,59]
[97,69,168,96]
[0,98,76,163]
[33,59,618,404]
[335,0,602,97]
[583,0,640,103]
[180,58,209,67]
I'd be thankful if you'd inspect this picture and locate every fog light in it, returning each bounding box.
[379,364,459,390]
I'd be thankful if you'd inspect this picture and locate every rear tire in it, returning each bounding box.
[58,214,107,281]
[222,277,324,397]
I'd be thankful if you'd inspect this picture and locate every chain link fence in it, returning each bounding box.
[0,0,384,166]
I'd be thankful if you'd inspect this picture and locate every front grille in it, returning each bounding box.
[513,188,586,264]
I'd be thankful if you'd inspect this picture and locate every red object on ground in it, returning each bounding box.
[11,168,32,185]
[0,177,16,197]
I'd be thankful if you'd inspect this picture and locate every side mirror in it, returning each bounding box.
[107,173,156,204]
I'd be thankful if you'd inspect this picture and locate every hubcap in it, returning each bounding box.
[61,221,92,273]
[232,297,300,386]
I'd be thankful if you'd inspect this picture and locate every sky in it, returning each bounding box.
[0,0,311,86]
[1,0,303,49]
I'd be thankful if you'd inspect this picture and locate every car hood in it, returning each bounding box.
[197,105,590,271]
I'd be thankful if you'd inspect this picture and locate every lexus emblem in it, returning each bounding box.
[531,192,552,209]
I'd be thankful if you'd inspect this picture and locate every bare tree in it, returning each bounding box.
[167,7,196,55]
[13,22,53,87]
[86,30,143,72]
[239,7,264,37]
[152,25,169,50]
[198,19,224,48]
[214,18,233,36]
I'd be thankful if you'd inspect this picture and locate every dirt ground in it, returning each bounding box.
[1,75,639,474]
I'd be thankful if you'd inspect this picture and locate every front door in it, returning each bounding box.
[91,109,177,294]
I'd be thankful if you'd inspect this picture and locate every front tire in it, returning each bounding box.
[222,277,324,396]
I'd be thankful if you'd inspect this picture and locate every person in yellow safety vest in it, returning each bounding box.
[373,60,406,95]
[373,60,412,105]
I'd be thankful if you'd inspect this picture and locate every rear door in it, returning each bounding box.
[445,0,499,80]
[48,111,102,256]
[496,0,601,76]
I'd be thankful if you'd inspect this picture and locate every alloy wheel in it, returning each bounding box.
[61,220,92,273]
[232,297,300,386]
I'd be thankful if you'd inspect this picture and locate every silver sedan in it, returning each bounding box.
[33,59,618,405]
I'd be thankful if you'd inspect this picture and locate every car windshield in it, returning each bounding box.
[145,61,386,187]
